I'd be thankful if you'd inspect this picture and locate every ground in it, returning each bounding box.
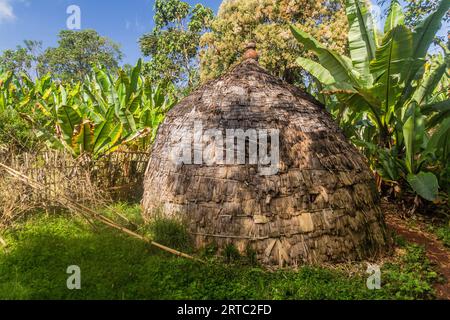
[382,201,450,300]
[0,202,448,300]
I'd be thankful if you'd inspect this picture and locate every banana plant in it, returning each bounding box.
[291,0,450,201]
[14,59,176,158]
[0,71,13,112]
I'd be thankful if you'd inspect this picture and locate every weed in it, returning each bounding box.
[148,215,193,252]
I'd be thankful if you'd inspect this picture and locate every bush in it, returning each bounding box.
[0,108,37,151]
[436,225,450,248]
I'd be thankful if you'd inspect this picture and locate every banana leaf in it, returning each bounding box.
[370,25,413,113]
[57,105,82,145]
[345,0,377,84]
[384,0,404,33]
[290,26,361,86]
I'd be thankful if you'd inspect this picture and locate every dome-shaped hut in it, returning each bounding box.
[142,47,387,266]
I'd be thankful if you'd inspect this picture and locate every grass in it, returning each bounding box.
[423,218,450,248]
[0,204,440,300]
[435,225,450,248]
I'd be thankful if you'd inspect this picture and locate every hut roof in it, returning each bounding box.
[142,55,387,266]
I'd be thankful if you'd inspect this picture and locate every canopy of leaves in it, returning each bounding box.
[199,0,349,85]
[38,30,123,82]
[139,0,213,92]
[0,41,42,77]
[403,0,450,27]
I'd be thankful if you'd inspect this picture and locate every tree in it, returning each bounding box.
[199,0,348,85]
[0,41,42,77]
[139,0,214,92]
[403,0,450,27]
[38,30,123,82]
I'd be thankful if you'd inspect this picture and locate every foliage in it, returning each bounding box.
[139,0,213,92]
[435,225,450,247]
[0,60,176,158]
[38,30,123,82]
[291,0,450,202]
[0,108,37,151]
[0,212,439,300]
[222,244,241,263]
[0,70,45,151]
[0,41,42,78]
[382,244,438,299]
[403,0,450,27]
[199,0,349,85]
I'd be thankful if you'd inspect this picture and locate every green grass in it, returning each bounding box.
[435,225,450,248]
[0,206,440,300]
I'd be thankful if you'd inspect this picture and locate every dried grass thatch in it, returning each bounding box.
[142,58,388,266]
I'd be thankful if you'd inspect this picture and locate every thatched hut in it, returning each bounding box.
[142,45,387,266]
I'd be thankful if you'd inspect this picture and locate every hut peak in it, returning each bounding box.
[243,41,259,61]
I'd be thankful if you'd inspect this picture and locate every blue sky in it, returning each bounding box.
[0,0,222,65]
[0,0,448,66]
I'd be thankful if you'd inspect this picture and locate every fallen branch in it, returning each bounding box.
[0,162,203,263]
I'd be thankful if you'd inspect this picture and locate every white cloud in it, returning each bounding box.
[0,0,15,23]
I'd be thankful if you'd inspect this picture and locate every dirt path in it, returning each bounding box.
[384,204,450,300]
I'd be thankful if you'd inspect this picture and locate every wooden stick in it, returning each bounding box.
[0,162,203,263]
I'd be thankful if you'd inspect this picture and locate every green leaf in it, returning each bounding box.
[59,85,67,105]
[413,56,447,105]
[407,172,439,201]
[139,109,153,128]
[413,0,450,61]
[94,67,111,93]
[94,123,123,156]
[296,57,337,85]
[92,107,116,152]
[403,102,426,174]
[370,25,413,113]
[72,120,94,156]
[57,105,82,145]
[345,0,377,83]
[130,59,142,98]
[290,25,362,86]
[401,0,450,103]
[423,99,450,129]
[35,130,65,150]
[118,108,137,134]
[384,0,404,33]
[422,99,450,115]
[128,91,143,114]
[426,117,450,158]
